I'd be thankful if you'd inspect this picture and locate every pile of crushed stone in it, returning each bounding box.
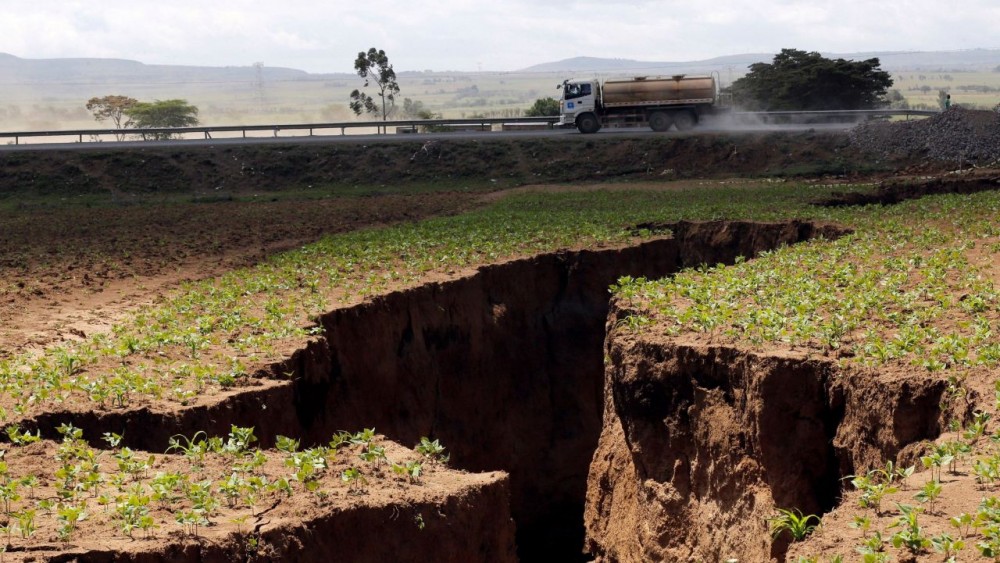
[850,108,1000,165]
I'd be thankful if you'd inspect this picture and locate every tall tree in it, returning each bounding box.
[85,95,138,141]
[349,48,400,132]
[731,49,893,111]
[126,99,199,140]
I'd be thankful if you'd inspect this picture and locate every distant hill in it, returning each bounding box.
[522,49,1000,74]
[0,53,350,86]
[519,55,772,75]
[4,49,998,87]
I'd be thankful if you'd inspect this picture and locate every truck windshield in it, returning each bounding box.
[564,83,592,101]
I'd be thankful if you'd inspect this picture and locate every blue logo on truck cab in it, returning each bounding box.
[567,101,575,109]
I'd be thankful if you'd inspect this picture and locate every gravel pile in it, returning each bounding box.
[850,108,1000,165]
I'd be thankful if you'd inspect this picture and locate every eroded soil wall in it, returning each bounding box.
[42,475,515,563]
[586,330,948,561]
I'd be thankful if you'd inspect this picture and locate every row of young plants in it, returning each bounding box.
[785,388,1000,561]
[0,423,448,554]
[614,190,1000,374]
[0,182,847,418]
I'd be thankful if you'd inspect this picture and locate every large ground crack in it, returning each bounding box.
[19,220,847,561]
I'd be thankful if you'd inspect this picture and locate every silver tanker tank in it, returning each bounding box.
[601,75,717,107]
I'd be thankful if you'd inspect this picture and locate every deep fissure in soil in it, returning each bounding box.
[23,220,848,560]
[284,220,844,560]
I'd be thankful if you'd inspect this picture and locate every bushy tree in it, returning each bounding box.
[731,48,893,111]
[400,98,443,131]
[525,97,560,117]
[401,98,438,120]
[126,99,199,140]
[85,95,138,140]
[349,48,400,131]
[885,89,909,110]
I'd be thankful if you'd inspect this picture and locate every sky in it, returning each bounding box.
[2,0,999,73]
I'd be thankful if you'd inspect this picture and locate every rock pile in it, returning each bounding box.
[850,108,1000,165]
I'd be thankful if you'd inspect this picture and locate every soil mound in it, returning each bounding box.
[2,132,873,200]
[850,108,1000,165]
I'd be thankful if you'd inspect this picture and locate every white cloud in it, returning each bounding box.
[1,0,998,71]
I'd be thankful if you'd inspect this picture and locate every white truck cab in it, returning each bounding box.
[558,79,601,132]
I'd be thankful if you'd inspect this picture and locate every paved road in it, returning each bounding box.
[0,122,853,152]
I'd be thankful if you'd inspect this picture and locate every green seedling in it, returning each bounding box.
[890,503,931,553]
[849,471,898,515]
[769,508,820,542]
[166,431,211,468]
[415,437,448,463]
[56,502,88,541]
[930,533,964,558]
[392,461,423,483]
[849,515,871,537]
[14,509,35,539]
[915,479,943,513]
[950,512,975,537]
[4,426,40,446]
[921,449,954,483]
[342,467,368,493]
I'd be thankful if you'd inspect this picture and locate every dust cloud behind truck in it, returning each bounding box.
[557,74,727,133]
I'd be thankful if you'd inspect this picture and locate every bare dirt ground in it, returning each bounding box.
[0,193,479,356]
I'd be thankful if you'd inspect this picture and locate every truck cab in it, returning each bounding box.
[558,79,601,133]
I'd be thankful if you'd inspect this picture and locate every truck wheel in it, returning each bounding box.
[648,112,674,132]
[673,111,697,131]
[576,114,601,134]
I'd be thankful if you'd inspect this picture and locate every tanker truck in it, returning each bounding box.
[557,74,724,133]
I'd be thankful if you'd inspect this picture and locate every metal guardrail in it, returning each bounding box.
[0,117,559,145]
[0,110,938,146]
